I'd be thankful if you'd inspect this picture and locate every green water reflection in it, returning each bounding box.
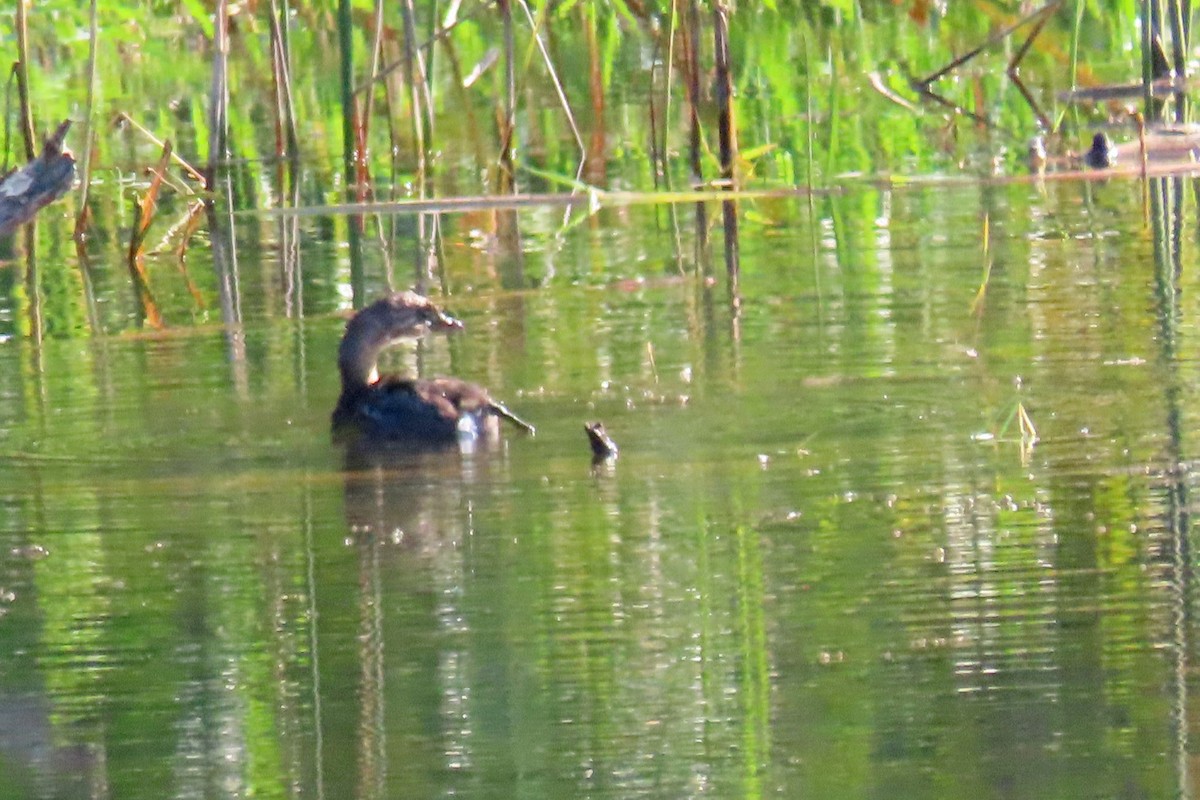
[0,177,1195,799]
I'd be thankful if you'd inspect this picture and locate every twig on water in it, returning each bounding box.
[113,112,206,188]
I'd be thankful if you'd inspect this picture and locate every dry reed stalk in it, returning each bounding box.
[13,0,35,160]
[128,143,172,260]
[126,142,171,329]
[353,96,371,200]
[584,6,606,185]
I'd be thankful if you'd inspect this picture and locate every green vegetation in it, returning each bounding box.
[1,1,1151,195]
[0,1,1163,335]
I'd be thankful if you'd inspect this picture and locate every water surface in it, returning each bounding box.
[1,174,1196,799]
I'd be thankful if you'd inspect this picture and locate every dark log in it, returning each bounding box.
[0,120,75,238]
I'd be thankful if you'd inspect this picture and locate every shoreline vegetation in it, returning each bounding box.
[0,1,1184,331]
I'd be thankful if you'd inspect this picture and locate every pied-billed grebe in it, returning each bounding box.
[332,291,535,442]
[1085,132,1117,169]
[584,421,618,459]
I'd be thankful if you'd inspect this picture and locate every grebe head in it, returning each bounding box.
[338,291,463,390]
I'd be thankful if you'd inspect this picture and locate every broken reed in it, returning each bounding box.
[126,141,171,329]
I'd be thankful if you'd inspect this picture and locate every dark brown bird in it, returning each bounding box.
[1084,131,1117,169]
[584,421,618,459]
[332,292,535,443]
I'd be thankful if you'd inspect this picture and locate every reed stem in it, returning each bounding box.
[713,2,739,284]
[206,0,230,190]
[713,2,736,183]
[399,0,428,177]
[14,0,36,160]
[497,0,517,193]
[268,0,301,159]
[74,0,100,242]
[685,0,703,186]
[338,0,359,192]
